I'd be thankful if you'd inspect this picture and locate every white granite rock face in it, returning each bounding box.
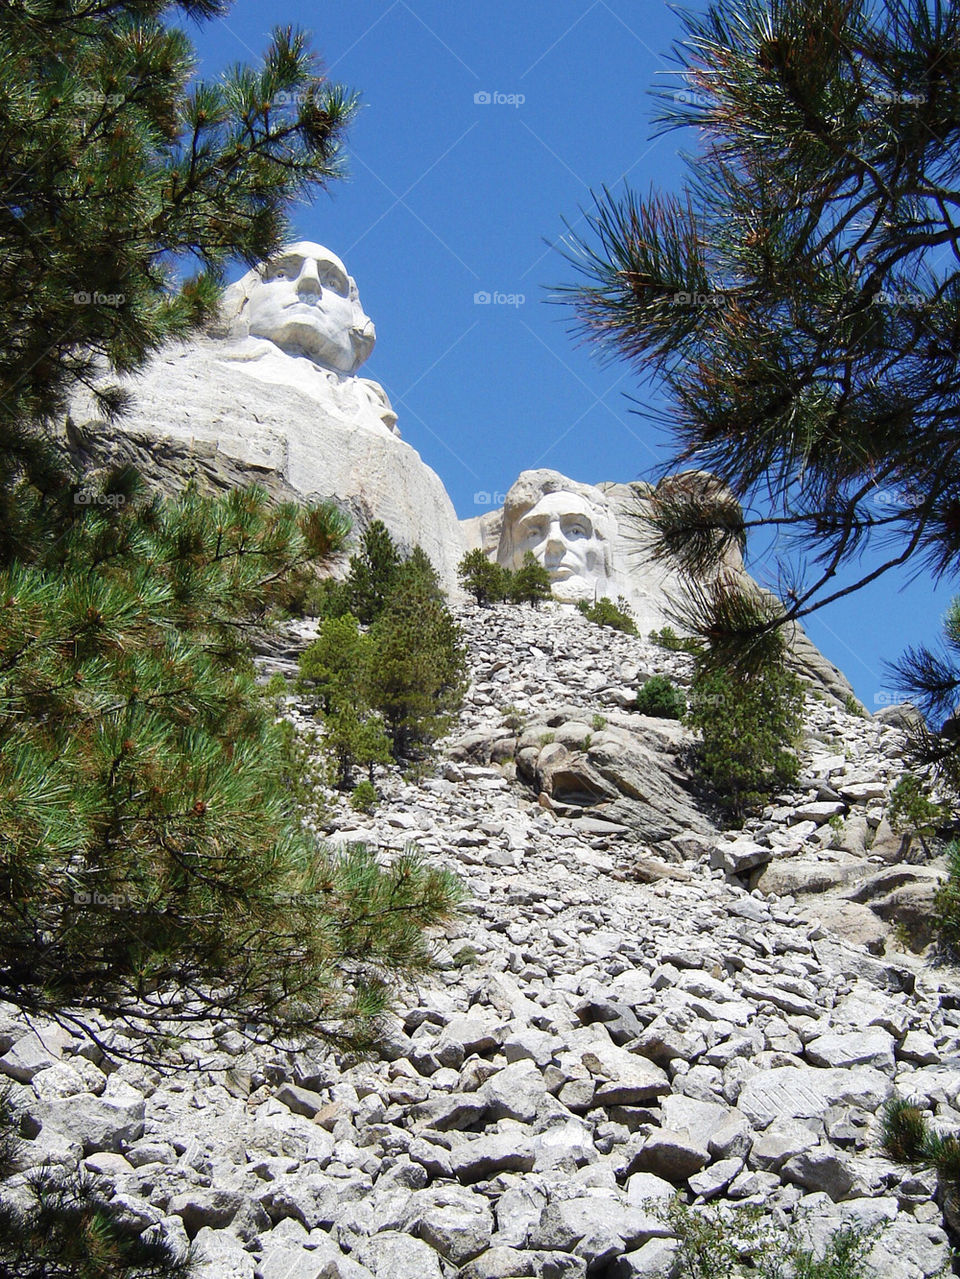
[68,243,467,591]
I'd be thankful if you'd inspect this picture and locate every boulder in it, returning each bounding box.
[402,1185,494,1265]
[627,1129,710,1182]
[580,1043,671,1106]
[353,1232,444,1278]
[737,1067,893,1129]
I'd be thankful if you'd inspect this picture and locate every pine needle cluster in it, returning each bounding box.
[559,0,960,653]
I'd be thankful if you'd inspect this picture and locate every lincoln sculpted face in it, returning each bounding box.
[231,242,376,374]
[510,490,613,602]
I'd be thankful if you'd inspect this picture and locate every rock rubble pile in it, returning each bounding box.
[1,601,958,1278]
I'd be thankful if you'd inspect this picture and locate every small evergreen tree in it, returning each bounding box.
[298,613,368,714]
[458,549,510,605]
[344,521,402,624]
[322,705,393,790]
[687,658,804,821]
[366,566,468,756]
[509,552,552,607]
[297,615,393,788]
[400,545,445,598]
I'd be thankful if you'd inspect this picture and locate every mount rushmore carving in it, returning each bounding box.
[66,241,464,588]
[62,240,854,701]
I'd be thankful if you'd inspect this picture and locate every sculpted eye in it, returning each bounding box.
[321,269,348,296]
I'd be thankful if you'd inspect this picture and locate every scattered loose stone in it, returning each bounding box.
[1,601,955,1279]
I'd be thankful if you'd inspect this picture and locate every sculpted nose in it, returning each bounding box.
[543,527,565,560]
[296,259,323,297]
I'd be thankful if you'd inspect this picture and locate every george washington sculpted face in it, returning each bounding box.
[232,242,376,374]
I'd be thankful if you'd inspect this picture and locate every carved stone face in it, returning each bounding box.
[241,242,376,373]
[511,490,612,601]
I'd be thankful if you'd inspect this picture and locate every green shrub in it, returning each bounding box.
[509,552,552,606]
[322,706,393,791]
[881,1096,960,1206]
[881,1098,929,1164]
[649,625,701,655]
[277,721,328,819]
[304,575,352,620]
[635,674,686,719]
[658,1196,884,1279]
[591,713,607,731]
[350,780,379,814]
[501,705,526,732]
[888,772,947,856]
[576,595,637,634]
[924,1131,960,1184]
[260,671,291,704]
[686,661,804,822]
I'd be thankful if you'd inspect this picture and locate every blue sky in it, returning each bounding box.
[190,1,954,711]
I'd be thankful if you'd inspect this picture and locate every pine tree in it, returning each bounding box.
[458,548,510,605]
[298,614,392,788]
[401,545,444,597]
[509,552,552,607]
[344,521,403,624]
[687,641,805,822]
[0,476,461,1052]
[323,706,393,790]
[0,2,356,521]
[560,0,960,662]
[299,613,369,714]
[365,564,468,757]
